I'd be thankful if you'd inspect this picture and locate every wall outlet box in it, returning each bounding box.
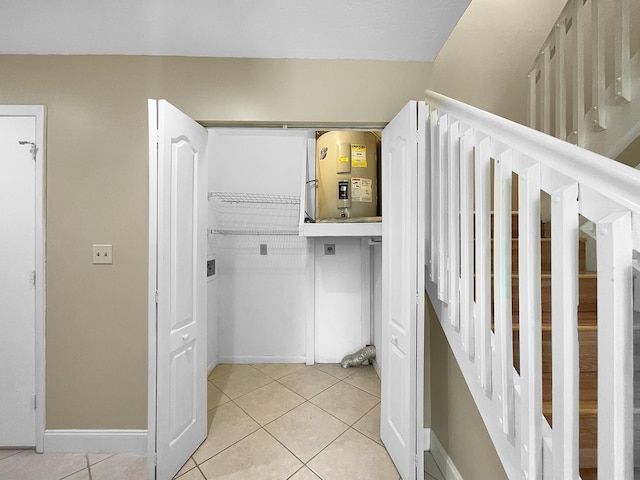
[93,244,113,264]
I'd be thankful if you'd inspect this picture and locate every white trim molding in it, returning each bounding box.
[218,355,307,364]
[0,105,47,453]
[429,431,463,480]
[43,429,147,454]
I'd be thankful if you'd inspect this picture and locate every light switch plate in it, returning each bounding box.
[93,244,113,264]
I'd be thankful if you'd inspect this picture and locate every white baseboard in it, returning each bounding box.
[208,357,219,375]
[43,429,147,454]
[372,358,381,380]
[429,430,463,480]
[218,355,307,364]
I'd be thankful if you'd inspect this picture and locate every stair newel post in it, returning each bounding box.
[550,183,580,480]
[494,148,515,442]
[429,109,439,284]
[517,161,543,479]
[596,212,633,479]
[459,127,475,358]
[448,121,461,327]
[437,114,450,302]
[474,136,493,393]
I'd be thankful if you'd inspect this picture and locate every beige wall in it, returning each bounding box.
[427,297,508,480]
[0,55,432,429]
[434,0,565,125]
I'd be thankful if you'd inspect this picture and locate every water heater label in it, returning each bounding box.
[351,144,367,168]
[351,178,373,202]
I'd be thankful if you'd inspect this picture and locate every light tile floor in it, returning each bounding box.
[181,363,400,480]
[0,451,146,480]
[0,363,446,480]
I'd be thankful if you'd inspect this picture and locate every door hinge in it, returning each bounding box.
[416,293,420,305]
[153,453,157,466]
[32,394,37,410]
[415,453,420,467]
[31,270,36,286]
[156,131,160,144]
[155,290,159,304]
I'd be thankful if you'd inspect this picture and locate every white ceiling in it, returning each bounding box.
[0,0,470,61]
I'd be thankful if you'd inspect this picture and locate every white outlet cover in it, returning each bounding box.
[93,244,113,264]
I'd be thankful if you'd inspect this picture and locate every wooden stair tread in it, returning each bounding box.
[512,324,598,332]
[543,401,597,416]
[506,272,597,279]
[512,310,598,326]
[579,468,597,480]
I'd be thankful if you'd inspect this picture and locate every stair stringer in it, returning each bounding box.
[426,281,529,479]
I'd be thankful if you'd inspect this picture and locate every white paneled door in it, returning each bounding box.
[381,101,425,480]
[0,115,37,447]
[150,100,208,480]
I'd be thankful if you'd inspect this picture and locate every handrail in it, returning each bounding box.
[528,0,640,158]
[424,89,638,479]
[426,90,640,245]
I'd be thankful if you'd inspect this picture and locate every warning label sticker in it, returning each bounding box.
[351,178,373,203]
[351,144,367,168]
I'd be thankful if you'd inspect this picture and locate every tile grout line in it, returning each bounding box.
[86,453,93,480]
[0,449,24,463]
[205,364,381,479]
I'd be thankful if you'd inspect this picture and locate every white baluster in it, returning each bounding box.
[614,0,631,103]
[596,212,633,479]
[424,104,433,280]
[459,127,475,357]
[571,0,585,146]
[551,183,579,480]
[437,114,449,302]
[542,46,551,135]
[474,136,492,392]
[518,161,543,480]
[448,120,461,326]
[555,19,567,140]
[591,0,606,129]
[494,148,514,440]
[529,67,538,131]
[430,109,439,284]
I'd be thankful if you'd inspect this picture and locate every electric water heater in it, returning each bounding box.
[315,131,379,220]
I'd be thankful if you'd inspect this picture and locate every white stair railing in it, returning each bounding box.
[424,89,640,479]
[528,0,640,159]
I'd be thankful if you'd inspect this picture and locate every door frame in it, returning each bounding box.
[147,100,158,478]
[0,105,46,451]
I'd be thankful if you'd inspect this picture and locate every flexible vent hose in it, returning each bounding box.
[341,345,376,368]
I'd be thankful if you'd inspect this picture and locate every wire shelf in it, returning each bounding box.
[208,192,300,205]
[208,228,300,236]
